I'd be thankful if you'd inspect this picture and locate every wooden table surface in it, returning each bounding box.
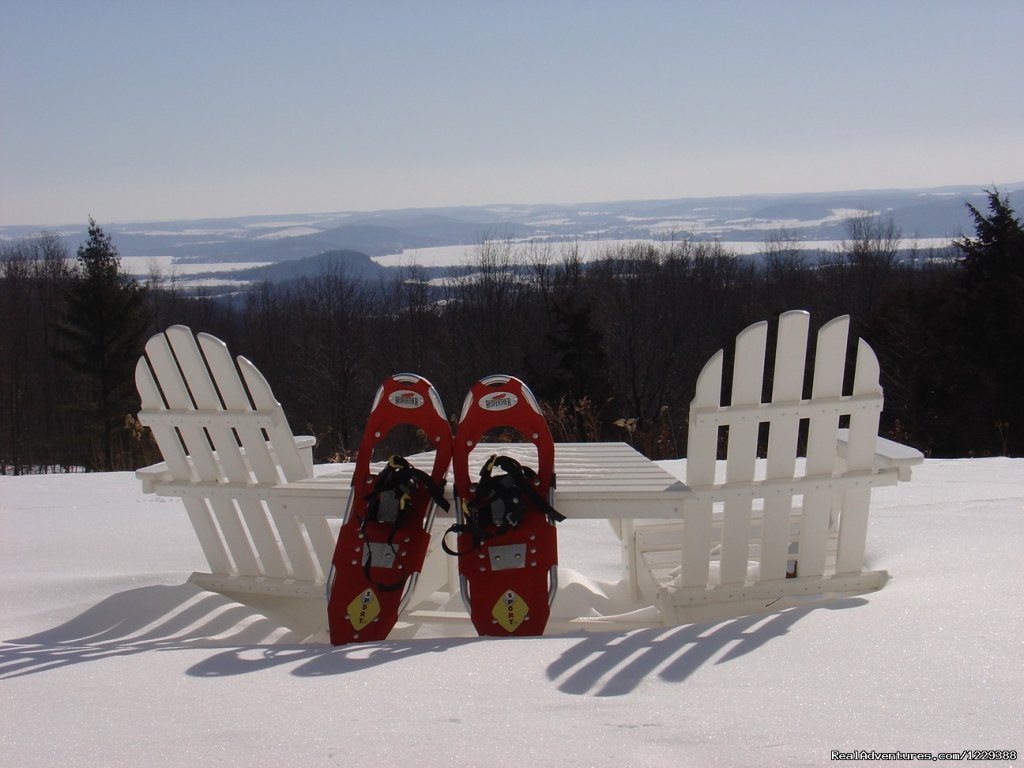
[302,442,690,520]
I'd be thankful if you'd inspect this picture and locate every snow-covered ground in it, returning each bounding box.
[2,459,1022,766]
[371,237,954,269]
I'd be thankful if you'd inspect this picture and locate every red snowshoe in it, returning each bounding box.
[445,375,563,637]
[327,374,453,644]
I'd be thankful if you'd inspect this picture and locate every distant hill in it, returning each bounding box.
[3,183,1021,267]
[202,249,384,283]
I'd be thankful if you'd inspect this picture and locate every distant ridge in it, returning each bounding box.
[3,183,1021,266]
[201,249,384,283]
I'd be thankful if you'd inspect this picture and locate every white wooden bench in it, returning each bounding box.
[625,310,923,625]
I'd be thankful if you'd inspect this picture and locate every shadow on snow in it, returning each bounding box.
[1,582,866,694]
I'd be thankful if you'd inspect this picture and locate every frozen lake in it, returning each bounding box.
[121,256,273,277]
[371,237,953,268]
[121,236,953,285]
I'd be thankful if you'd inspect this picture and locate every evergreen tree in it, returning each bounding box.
[953,190,1024,455]
[55,218,152,470]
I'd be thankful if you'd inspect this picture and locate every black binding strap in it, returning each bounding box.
[442,454,563,557]
[361,455,449,591]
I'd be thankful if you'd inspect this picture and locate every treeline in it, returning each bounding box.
[1,192,1021,473]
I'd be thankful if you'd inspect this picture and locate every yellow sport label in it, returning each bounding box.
[492,589,529,632]
[347,588,380,630]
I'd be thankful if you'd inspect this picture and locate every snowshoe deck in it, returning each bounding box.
[447,375,561,637]
[327,374,453,644]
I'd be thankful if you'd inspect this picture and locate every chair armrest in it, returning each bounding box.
[295,435,316,475]
[135,460,172,494]
[836,428,924,481]
[137,435,317,492]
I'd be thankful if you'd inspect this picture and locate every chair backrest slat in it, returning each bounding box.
[835,338,884,574]
[719,320,767,586]
[798,315,850,578]
[237,355,310,483]
[761,310,811,581]
[680,349,723,588]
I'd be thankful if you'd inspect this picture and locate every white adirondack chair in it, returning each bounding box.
[135,325,346,603]
[627,310,923,625]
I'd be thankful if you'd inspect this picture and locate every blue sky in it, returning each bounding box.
[2,1,1023,227]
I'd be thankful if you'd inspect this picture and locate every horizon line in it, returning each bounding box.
[3,179,1022,232]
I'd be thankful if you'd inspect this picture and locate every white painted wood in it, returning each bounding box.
[682,350,723,589]
[835,339,883,575]
[761,310,809,581]
[719,320,767,586]
[135,358,231,576]
[167,327,291,581]
[836,429,923,480]
[137,326,321,590]
[236,354,311,483]
[205,341,319,582]
[199,337,281,485]
[144,330,261,577]
[798,315,848,578]
[626,311,921,627]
